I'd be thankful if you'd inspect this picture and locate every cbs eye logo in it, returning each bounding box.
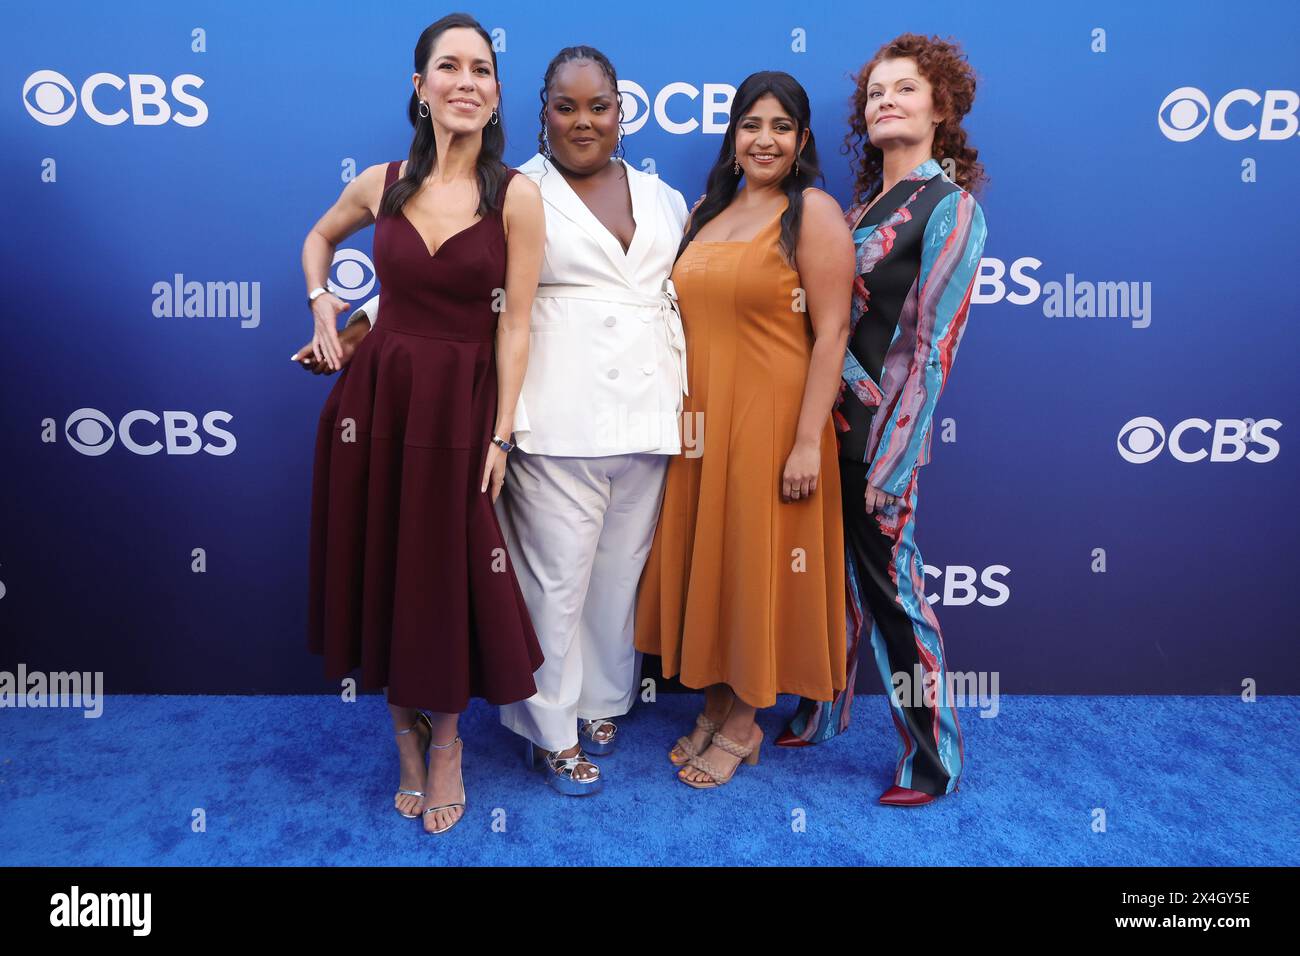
[23,70,78,126]
[65,407,116,456]
[328,249,376,301]
[618,80,652,135]
[1116,416,1166,463]
[1157,87,1210,142]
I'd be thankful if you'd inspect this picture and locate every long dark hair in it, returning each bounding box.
[380,13,507,219]
[678,71,822,266]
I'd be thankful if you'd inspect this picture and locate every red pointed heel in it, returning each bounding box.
[879,785,936,807]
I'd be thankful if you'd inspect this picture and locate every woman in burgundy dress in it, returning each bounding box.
[296,14,545,835]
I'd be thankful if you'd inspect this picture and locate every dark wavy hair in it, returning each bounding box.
[380,13,507,219]
[537,45,624,163]
[843,32,987,207]
[678,71,821,267]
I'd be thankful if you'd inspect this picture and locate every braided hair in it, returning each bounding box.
[537,45,624,162]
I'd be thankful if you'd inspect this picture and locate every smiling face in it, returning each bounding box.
[414,26,500,135]
[543,59,620,174]
[863,56,942,150]
[733,93,808,187]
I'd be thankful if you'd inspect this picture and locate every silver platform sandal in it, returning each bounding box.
[578,717,618,756]
[524,739,603,796]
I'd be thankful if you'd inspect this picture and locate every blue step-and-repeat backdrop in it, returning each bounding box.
[2,1,1296,694]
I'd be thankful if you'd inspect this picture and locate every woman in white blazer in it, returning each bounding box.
[326,46,690,795]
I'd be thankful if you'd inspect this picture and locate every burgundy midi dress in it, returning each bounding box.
[307,160,543,712]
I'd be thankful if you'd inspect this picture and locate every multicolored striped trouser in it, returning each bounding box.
[783,459,964,796]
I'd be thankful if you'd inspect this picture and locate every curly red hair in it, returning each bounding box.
[844,33,987,207]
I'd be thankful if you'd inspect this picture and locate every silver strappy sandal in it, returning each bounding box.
[422,735,466,835]
[393,711,433,819]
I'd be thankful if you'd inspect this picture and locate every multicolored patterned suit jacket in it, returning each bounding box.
[835,157,988,497]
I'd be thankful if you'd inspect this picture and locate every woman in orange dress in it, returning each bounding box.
[634,71,854,788]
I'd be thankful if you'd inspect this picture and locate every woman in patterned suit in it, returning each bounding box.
[772,33,989,807]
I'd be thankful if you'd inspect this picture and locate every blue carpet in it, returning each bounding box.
[1,694,1295,866]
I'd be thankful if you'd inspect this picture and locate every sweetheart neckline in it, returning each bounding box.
[397,208,487,259]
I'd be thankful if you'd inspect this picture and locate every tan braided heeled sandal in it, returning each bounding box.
[669,695,737,767]
[679,725,763,789]
[669,713,722,767]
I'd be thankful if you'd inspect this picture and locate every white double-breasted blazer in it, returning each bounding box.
[513,153,688,456]
[357,154,689,457]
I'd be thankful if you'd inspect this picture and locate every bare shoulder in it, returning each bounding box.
[502,171,542,241]
[505,170,542,206]
[799,187,844,220]
[346,162,392,216]
[796,188,851,249]
[359,161,392,183]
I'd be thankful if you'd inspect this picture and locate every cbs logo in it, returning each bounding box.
[1117,416,1281,464]
[60,408,236,456]
[328,249,376,301]
[1158,86,1299,142]
[971,256,1040,305]
[923,565,1010,607]
[617,80,735,135]
[22,69,207,127]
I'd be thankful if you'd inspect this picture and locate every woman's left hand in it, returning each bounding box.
[781,441,821,502]
[865,483,898,515]
[291,316,370,375]
[481,443,507,502]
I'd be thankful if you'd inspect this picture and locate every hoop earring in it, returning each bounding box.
[417,100,430,119]
[489,109,499,126]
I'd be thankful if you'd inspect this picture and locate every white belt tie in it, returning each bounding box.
[531,280,689,399]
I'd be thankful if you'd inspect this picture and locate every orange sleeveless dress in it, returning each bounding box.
[634,202,847,708]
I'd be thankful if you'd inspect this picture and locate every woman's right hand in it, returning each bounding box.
[292,312,370,375]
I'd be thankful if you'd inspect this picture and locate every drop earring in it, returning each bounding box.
[733,155,741,175]
[542,128,552,158]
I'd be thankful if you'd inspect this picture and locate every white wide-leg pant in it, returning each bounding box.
[495,449,669,752]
